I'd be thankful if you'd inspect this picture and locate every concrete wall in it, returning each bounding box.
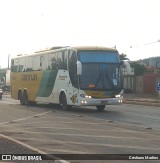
[123,74,159,94]
[135,76,143,93]
[123,75,136,92]
[143,74,156,93]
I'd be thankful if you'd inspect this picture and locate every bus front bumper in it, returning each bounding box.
[80,96,123,106]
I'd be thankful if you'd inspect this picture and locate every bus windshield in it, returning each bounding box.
[78,50,120,63]
[78,51,123,91]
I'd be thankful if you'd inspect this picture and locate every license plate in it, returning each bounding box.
[101,101,108,105]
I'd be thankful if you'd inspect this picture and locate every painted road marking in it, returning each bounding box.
[8,136,160,151]
[40,148,87,154]
[0,111,52,125]
[2,129,159,140]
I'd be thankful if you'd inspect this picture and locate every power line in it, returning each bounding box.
[130,39,160,48]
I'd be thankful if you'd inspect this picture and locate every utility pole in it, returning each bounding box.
[8,54,10,69]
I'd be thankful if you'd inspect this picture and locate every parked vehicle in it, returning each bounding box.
[0,87,3,99]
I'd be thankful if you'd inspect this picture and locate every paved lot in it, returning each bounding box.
[0,135,61,163]
[0,94,160,163]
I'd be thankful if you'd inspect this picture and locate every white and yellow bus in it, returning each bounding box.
[11,46,123,111]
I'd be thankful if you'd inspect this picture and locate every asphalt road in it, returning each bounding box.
[1,94,160,130]
[0,95,160,163]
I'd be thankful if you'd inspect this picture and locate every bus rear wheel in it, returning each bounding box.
[96,105,105,111]
[18,91,24,105]
[20,95,24,105]
[23,91,29,105]
[60,93,70,111]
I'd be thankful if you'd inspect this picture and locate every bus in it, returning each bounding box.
[11,46,123,111]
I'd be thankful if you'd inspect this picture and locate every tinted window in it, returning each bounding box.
[68,51,78,88]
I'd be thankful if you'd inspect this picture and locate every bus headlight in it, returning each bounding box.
[80,94,92,98]
[115,89,124,98]
[115,94,121,98]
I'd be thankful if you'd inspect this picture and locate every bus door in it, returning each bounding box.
[68,50,79,105]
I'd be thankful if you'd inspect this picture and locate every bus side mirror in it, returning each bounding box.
[77,61,82,75]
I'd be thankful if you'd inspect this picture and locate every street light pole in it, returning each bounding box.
[8,54,10,69]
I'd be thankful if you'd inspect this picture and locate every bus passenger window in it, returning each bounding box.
[62,51,67,70]
[40,56,43,70]
[51,58,57,70]
[57,52,63,69]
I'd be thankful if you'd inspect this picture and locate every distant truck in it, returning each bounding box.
[122,60,134,75]
[0,86,3,99]
[5,70,11,92]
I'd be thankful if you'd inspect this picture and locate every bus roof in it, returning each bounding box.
[34,46,117,52]
[70,46,117,51]
[12,46,118,59]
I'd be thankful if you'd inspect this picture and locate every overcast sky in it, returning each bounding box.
[0,0,160,68]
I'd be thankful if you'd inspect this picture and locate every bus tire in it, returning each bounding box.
[20,96,24,105]
[60,92,70,111]
[23,91,29,105]
[96,105,105,111]
[19,91,24,105]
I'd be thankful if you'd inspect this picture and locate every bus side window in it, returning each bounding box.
[62,51,67,70]
[50,53,58,70]
[11,59,19,72]
[57,51,67,70]
[57,51,63,69]
[11,59,15,72]
[26,56,33,72]
[40,56,43,70]
[68,51,78,88]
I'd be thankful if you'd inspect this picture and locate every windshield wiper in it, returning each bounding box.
[104,68,115,89]
[94,66,103,88]
[90,65,116,90]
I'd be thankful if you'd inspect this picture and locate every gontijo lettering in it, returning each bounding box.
[22,74,37,81]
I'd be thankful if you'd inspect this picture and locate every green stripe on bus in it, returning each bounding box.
[37,70,58,97]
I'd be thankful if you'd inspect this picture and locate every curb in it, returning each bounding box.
[123,99,160,106]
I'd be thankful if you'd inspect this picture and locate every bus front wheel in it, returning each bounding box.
[60,93,70,111]
[96,105,105,111]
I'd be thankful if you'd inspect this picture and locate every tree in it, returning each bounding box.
[130,61,147,75]
[119,53,130,61]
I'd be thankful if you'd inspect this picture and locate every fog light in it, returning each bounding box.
[81,100,87,104]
